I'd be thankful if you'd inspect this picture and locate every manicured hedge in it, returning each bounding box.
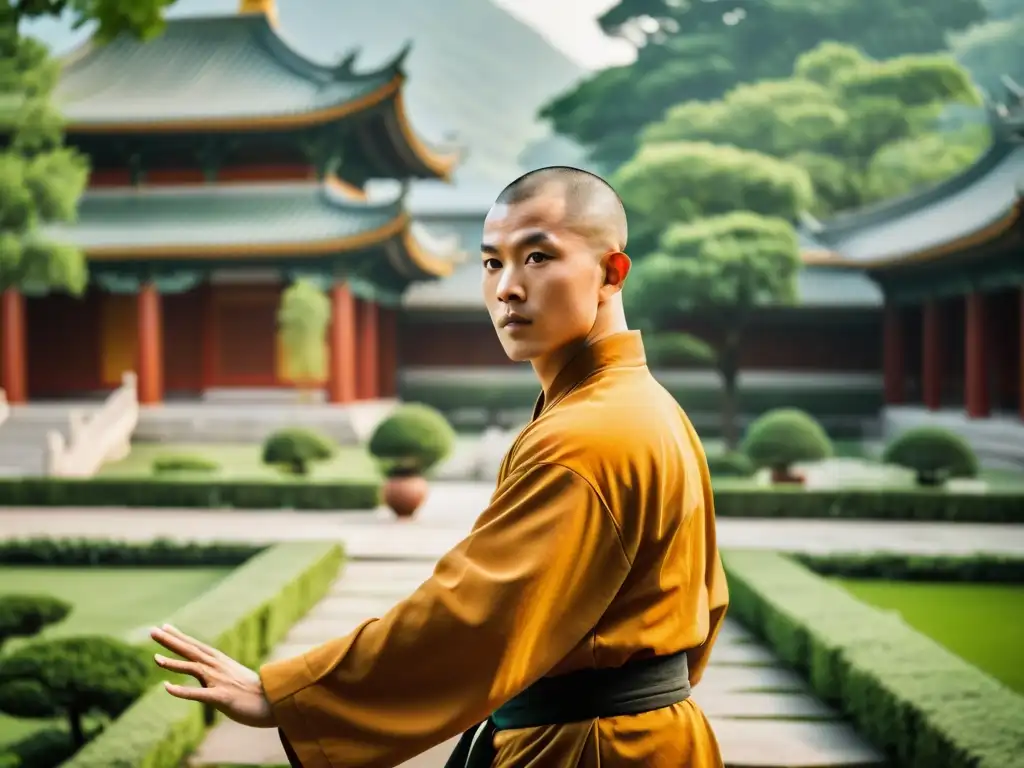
[2,476,1021,524]
[0,537,261,566]
[0,477,380,510]
[61,540,344,768]
[722,550,1024,768]
[794,552,1024,583]
[712,486,1024,523]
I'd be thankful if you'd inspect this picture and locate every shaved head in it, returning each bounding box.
[493,166,628,252]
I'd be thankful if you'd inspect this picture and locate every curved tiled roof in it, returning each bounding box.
[43,179,458,271]
[55,14,404,129]
[801,96,1024,267]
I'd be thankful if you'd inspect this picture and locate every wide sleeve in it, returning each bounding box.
[259,461,632,768]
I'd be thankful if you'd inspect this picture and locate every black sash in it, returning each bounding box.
[444,651,691,768]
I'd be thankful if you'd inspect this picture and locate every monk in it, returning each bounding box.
[150,166,730,767]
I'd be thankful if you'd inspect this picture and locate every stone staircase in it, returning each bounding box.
[0,405,87,477]
[133,400,397,446]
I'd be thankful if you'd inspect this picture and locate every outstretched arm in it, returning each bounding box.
[224,463,631,768]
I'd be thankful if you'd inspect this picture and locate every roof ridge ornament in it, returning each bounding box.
[239,0,277,25]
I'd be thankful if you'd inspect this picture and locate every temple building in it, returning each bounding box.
[1,0,462,406]
[802,84,1024,461]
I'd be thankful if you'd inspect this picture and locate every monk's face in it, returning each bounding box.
[480,190,608,363]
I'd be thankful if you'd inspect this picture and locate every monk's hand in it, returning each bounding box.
[150,624,276,728]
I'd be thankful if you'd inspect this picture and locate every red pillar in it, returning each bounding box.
[883,303,904,405]
[327,282,357,404]
[377,306,398,398]
[964,290,989,419]
[1019,287,1024,421]
[1,289,27,404]
[136,283,164,405]
[356,298,379,400]
[922,299,942,411]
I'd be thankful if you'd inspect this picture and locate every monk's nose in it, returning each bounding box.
[496,269,525,304]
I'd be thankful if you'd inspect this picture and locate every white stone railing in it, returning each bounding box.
[47,372,139,477]
[0,389,8,427]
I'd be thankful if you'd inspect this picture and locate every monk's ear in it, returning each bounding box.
[603,251,631,292]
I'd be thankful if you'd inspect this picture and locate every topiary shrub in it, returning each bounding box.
[151,453,220,475]
[706,451,755,478]
[261,427,337,476]
[882,427,979,486]
[368,403,456,478]
[741,408,833,483]
[0,595,71,650]
[0,635,151,748]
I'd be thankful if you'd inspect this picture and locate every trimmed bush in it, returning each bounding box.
[0,538,262,567]
[151,454,220,475]
[741,407,833,480]
[261,428,337,476]
[0,595,71,648]
[722,550,1024,768]
[794,552,1024,583]
[705,451,755,478]
[0,477,380,510]
[710,486,1023,523]
[882,426,979,486]
[0,636,151,747]
[368,403,456,477]
[62,540,343,768]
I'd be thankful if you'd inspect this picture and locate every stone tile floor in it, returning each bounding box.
[189,559,885,768]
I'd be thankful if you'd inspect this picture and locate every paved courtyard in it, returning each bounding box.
[2,481,1022,558]
[2,481,1021,767]
[190,559,885,768]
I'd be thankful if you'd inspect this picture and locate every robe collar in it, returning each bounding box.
[531,330,647,420]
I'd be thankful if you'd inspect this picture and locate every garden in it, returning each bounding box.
[0,537,342,768]
[722,550,1024,768]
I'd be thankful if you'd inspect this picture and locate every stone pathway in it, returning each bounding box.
[189,558,884,768]
[2,482,1023,558]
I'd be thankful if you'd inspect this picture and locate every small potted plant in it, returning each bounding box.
[741,407,833,485]
[368,403,456,519]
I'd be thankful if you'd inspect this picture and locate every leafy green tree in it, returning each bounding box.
[0,594,71,650]
[0,635,150,747]
[5,0,177,43]
[277,279,330,398]
[623,212,803,447]
[614,141,813,255]
[0,27,88,294]
[540,0,986,169]
[640,44,986,215]
[0,0,176,294]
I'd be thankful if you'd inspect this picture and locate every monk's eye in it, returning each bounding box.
[482,258,500,270]
[525,252,550,264]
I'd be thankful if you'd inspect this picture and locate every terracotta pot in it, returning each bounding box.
[770,466,805,485]
[383,474,430,519]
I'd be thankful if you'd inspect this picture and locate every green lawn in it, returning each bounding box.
[98,442,380,481]
[836,579,1024,694]
[0,566,232,750]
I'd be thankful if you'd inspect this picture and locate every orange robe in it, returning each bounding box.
[260,331,729,767]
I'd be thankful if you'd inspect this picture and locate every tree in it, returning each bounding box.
[539,0,987,169]
[640,44,987,216]
[614,141,814,255]
[0,27,88,294]
[5,0,177,43]
[0,0,176,295]
[622,212,803,447]
[277,279,330,400]
[0,594,71,650]
[0,635,151,747]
